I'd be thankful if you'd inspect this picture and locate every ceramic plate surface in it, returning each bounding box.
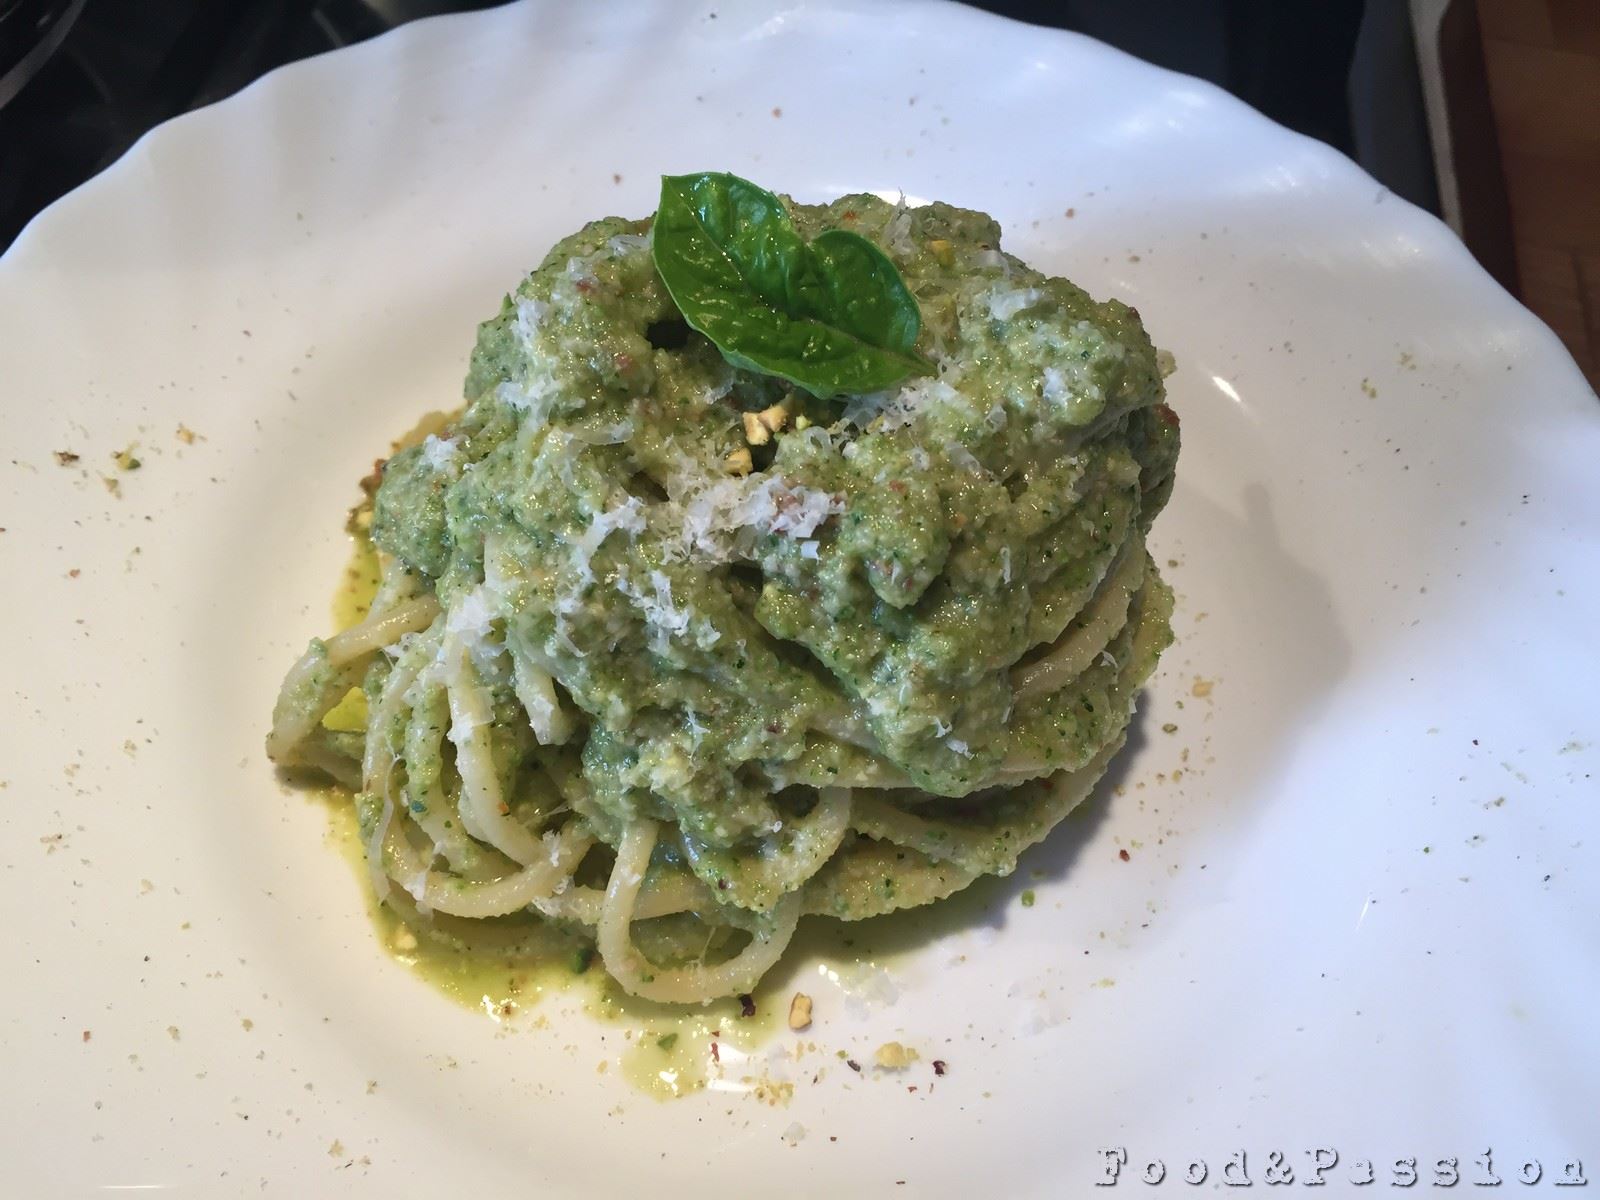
[3,1,1597,1194]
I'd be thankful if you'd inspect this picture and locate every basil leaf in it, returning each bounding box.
[652,172,931,397]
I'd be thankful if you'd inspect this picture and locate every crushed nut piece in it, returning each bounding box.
[725,447,753,475]
[788,992,813,1031]
[874,1041,918,1070]
[794,414,812,431]
[741,411,771,446]
[928,238,954,266]
[757,404,789,434]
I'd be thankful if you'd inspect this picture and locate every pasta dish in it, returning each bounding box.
[267,175,1179,1004]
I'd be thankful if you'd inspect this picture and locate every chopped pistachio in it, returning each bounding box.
[788,992,813,1031]
[874,1041,918,1069]
[741,411,771,446]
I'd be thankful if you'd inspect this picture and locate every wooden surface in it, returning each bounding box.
[1476,0,1600,386]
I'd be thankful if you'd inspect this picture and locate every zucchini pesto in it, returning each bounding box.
[267,173,1180,1005]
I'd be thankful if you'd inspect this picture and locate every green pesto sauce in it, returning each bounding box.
[306,197,1177,1092]
[368,192,1175,856]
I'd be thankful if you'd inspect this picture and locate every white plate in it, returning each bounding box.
[4,0,1597,1194]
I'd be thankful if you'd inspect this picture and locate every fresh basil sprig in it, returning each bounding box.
[651,172,931,397]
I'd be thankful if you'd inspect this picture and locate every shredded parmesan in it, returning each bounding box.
[564,256,599,287]
[616,568,719,652]
[512,296,549,348]
[605,232,651,257]
[443,586,503,668]
[985,285,1043,321]
[881,196,915,256]
[684,707,707,749]
[671,472,842,562]
[844,375,967,432]
[1041,366,1068,407]
[839,388,894,428]
[567,495,646,586]
[420,434,458,471]
[496,373,561,424]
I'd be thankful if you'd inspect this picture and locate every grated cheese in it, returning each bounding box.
[444,586,503,668]
[495,373,562,425]
[880,195,915,256]
[512,296,549,348]
[615,568,720,653]
[985,285,1043,321]
[564,256,600,287]
[844,375,967,432]
[420,434,458,471]
[671,471,842,562]
[684,707,707,750]
[1041,366,1068,407]
[567,495,646,587]
[605,232,651,257]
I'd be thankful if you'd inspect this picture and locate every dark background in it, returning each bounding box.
[0,0,1433,252]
